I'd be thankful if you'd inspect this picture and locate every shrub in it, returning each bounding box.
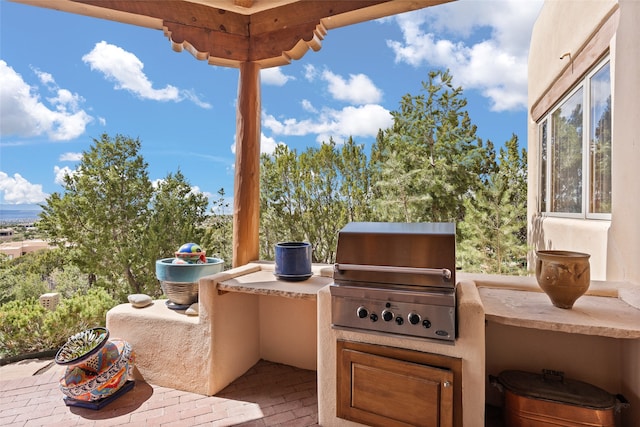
[0,288,118,359]
[43,288,117,351]
[0,299,47,358]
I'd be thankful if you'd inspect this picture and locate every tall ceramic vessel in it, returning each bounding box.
[55,327,135,405]
[535,250,591,309]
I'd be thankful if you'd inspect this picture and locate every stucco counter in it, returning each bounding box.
[459,272,640,339]
[464,272,640,425]
[214,261,333,299]
[106,262,332,396]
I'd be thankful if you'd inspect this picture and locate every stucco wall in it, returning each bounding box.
[527,0,617,107]
[259,296,317,370]
[607,0,640,285]
[528,0,640,284]
[527,0,619,280]
[522,1,640,425]
[612,1,640,422]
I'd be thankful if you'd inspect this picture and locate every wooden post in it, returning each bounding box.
[232,61,261,267]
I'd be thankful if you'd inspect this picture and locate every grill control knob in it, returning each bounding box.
[357,306,368,319]
[408,313,421,325]
[395,316,404,325]
[382,310,394,322]
[370,313,378,322]
[422,319,432,329]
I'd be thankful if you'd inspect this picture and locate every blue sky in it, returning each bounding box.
[0,0,543,211]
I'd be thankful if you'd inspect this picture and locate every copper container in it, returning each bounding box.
[491,370,628,427]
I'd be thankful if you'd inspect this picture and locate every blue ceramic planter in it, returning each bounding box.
[155,257,224,283]
[274,242,312,281]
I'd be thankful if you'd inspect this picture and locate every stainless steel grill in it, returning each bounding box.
[330,222,457,342]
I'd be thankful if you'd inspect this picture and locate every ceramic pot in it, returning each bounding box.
[155,257,224,283]
[156,257,224,305]
[535,250,591,309]
[274,242,312,281]
[59,339,134,402]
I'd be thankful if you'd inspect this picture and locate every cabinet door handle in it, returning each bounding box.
[443,381,451,388]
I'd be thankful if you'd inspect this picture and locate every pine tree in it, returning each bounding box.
[38,133,209,297]
[458,135,528,274]
[370,70,489,224]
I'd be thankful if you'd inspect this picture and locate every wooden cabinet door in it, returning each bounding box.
[337,342,454,427]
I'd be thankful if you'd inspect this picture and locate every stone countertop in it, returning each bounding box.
[458,272,640,339]
[213,261,333,300]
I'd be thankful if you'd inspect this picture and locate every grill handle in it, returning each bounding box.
[334,263,452,281]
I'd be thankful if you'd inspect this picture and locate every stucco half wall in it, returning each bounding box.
[106,263,324,396]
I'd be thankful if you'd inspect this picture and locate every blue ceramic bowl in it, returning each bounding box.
[156,257,224,283]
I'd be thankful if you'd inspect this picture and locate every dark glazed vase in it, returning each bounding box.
[535,250,591,309]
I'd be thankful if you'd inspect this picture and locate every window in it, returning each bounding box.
[538,57,611,218]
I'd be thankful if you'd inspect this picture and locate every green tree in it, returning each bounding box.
[370,70,489,224]
[338,137,372,222]
[458,135,528,274]
[38,133,209,298]
[144,170,210,280]
[39,134,153,297]
[260,139,372,264]
[297,140,347,263]
[201,188,233,269]
[260,144,304,260]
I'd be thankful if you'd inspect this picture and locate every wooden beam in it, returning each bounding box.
[249,20,325,62]
[234,0,253,7]
[76,0,250,35]
[248,1,386,35]
[164,21,250,63]
[232,62,261,267]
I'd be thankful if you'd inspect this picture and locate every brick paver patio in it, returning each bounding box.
[0,359,319,426]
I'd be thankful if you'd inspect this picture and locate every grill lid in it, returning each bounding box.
[334,222,456,289]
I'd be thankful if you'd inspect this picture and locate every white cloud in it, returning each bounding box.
[181,89,212,109]
[82,41,211,108]
[261,67,294,86]
[303,64,318,82]
[59,152,83,162]
[321,70,382,105]
[230,132,285,155]
[301,99,317,113]
[386,0,543,111]
[33,68,55,85]
[0,171,48,204]
[189,185,213,199]
[263,104,392,144]
[53,165,76,185]
[260,134,284,154]
[0,60,93,140]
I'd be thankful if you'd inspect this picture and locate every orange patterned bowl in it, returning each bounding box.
[59,339,135,401]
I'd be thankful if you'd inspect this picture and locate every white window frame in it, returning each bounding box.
[538,55,611,220]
